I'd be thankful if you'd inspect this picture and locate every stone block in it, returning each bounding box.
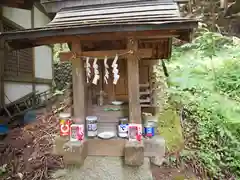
[52,136,69,156]
[144,136,165,166]
[124,141,144,166]
[150,156,165,166]
[63,141,88,166]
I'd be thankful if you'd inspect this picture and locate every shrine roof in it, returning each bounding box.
[0,0,198,49]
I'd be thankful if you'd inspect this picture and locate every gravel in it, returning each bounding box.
[51,157,153,180]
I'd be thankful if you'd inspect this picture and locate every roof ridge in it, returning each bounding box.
[60,0,174,11]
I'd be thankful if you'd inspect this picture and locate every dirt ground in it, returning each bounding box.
[0,90,200,180]
[151,165,200,180]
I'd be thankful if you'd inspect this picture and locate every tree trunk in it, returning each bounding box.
[211,0,216,31]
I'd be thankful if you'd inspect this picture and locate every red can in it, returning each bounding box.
[59,113,72,136]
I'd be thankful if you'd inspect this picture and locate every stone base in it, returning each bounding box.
[144,136,165,166]
[63,141,88,166]
[124,141,144,166]
[52,136,165,167]
[52,136,69,156]
[51,157,153,180]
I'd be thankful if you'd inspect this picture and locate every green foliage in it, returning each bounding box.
[0,164,7,176]
[53,43,70,63]
[165,31,240,178]
[215,60,240,101]
[158,108,184,152]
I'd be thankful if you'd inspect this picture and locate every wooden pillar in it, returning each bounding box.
[71,42,85,123]
[31,6,37,107]
[127,38,141,124]
[0,7,5,108]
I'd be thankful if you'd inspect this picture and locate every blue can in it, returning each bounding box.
[144,124,155,137]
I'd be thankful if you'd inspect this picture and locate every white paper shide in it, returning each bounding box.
[92,58,100,85]
[104,56,109,84]
[85,57,91,83]
[112,54,120,85]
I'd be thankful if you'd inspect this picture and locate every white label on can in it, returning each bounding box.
[128,124,142,141]
[70,125,84,142]
[71,127,78,140]
[87,131,98,137]
[118,124,128,133]
[87,124,97,131]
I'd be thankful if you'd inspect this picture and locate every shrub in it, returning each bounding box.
[164,31,240,179]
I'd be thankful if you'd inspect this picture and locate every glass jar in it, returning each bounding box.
[118,117,129,138]
[86,116,98,137]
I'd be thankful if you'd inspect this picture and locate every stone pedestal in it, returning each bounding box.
[124,141,144,166]
[63,141,88,166]
[144,136,165,166]
[52,136,69,156]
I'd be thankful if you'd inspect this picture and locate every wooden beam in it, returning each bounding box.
[35,78,52,84]
[4,76,52,85]
[59,48,153,62]
[31,5,36,105]
[71,41,86,124]
[0,0,34,10]
[36,30,178,45]
[127,38,141,124]
[0,7,5,108]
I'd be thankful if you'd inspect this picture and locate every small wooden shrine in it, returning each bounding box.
[0,0,198,165]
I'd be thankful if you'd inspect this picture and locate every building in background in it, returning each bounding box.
[0,0,53,106]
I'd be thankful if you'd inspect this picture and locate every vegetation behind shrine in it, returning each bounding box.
[162,29,240,179]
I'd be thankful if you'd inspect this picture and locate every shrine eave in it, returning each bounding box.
[1,21,198,50]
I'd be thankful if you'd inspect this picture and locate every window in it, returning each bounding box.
[3,20,33,79]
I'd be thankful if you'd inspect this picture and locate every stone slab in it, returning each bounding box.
[124,141,144,166]
[51,157,153,180]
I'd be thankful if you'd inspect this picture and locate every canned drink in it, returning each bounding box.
[59,113,72,136]
[118,117,128,138]
[70,124,84,142]
[144,124,155,138]
[86,116,98,137]
[128,124,142,141]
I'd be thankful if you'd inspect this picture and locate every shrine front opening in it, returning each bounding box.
[60,38,170,137]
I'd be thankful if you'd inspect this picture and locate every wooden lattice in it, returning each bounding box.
[3,21,33,79]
